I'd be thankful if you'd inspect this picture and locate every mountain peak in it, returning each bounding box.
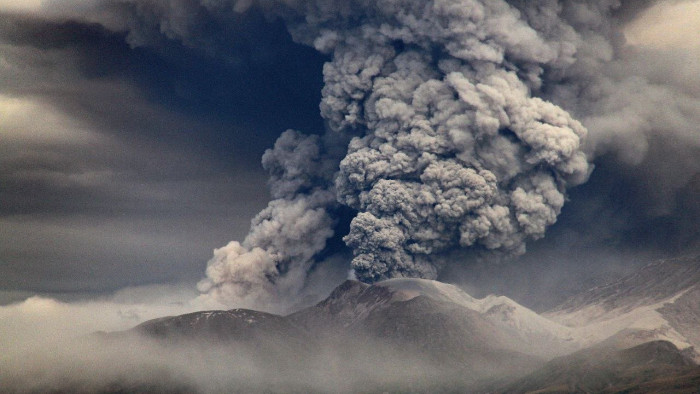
[325,279,369,301]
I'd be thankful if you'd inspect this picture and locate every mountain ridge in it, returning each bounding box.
[130,256,700,361]
[100,255,700,392]
[496,340,699,393]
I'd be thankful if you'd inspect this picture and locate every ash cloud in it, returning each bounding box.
[3,0,698,310]
[175,0,595,308]
[65,0,698,308]
[197,0,617,306]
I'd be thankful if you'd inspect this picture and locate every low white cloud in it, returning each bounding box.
[0,284,468,393]
[0,284,201,356]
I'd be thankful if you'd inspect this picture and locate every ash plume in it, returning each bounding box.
[38,0,698,308]
[196,130,342,308]
[200,0,595,306]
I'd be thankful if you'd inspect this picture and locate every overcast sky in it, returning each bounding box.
[0,3,328,302]
[1,0,699,309]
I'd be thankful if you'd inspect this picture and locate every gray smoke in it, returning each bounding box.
[198,0,597,306]
[45,0,698,308]
[196,130,340,308]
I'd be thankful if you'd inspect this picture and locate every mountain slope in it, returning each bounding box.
[378,279,579,355]
[135,309,309,343]
[611,366,700,394]
[112,256,700,392]
[551,255,700,315]
[545,255,700,357]
[131,263,700,366]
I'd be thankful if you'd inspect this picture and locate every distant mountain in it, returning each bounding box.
[545,255,700,359]
[137,309,303,341]
[135,278,577,361]
[133,309,313,355]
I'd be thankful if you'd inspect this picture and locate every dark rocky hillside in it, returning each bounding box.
[495,340,698,393]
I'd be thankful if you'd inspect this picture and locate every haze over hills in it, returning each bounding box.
[125,278,562,391]
[2,255,698,393]
[134,254,700,391]
[113,255,700,392]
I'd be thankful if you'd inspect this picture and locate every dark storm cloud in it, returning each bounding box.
[0,7,327,294]
[0,11,326,147]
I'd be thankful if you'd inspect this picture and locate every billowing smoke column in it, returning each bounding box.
[198,130,341,306]
[198,0,597,308]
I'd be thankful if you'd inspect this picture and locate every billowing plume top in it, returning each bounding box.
[195,0,593,309]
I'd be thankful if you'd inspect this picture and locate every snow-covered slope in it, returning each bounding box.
[550,255,700,315]
[545,255,700,358]
[549,290,695,351]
